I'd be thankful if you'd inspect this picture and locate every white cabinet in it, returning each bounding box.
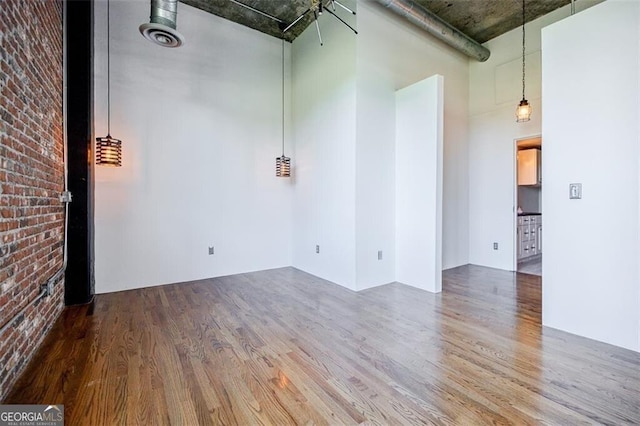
[517,215,542,261]
[517,148,541,186]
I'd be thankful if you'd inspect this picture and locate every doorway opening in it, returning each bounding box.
[514,136,542,276]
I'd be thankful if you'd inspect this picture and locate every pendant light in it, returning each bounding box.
[515,0,532,123]
[96,0,122,167]
[276,39,291,177]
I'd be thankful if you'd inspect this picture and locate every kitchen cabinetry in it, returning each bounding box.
[517,215,541,261]
[517,148,541,186]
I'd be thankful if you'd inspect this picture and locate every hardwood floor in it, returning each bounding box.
[4,266,639,424]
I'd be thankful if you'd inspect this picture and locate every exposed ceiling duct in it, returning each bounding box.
[372,0,491,62]
[139,0,185,48]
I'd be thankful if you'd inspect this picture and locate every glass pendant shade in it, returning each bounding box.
[96,135,122,166]
[276,155,291,177]
[516,0,531,123]
[516,99,532,123]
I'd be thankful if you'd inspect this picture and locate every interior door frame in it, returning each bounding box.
[513,134,542,272]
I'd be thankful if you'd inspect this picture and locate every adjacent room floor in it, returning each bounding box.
[518,255,542,276]
[4,266,639,424]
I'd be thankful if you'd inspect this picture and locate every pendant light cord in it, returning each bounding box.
[281,39,285,156]
[521,0,526,101]
[107,0,111,136]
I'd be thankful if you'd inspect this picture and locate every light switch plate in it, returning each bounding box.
[569,183,582,199]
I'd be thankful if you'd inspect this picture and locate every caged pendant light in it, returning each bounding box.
[96,0,122,167]
[276,40,291,177]
[515,0,532,123]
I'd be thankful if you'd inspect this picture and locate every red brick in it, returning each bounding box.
[0,0,64,401]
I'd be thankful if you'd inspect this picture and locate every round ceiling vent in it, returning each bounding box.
[139,23,185,48]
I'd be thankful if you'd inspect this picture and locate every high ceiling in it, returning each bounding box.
[179,0,574,44]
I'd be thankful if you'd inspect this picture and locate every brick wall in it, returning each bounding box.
[0,0,65,400]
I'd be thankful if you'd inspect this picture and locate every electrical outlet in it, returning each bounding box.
[493,242,498,250]
[41,280,54,297]
[569,183,582,199]
[315,245,320,254]
[377,250,383,260]
[208,246,214,255]
[59,191,72,203]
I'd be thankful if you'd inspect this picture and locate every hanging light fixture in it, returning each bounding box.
[276,40,291,177]
[515,0,532,122]
[96,0,122,167]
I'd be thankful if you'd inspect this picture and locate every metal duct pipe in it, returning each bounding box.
[149,0,178,28]
[372,0,490,62]
[139,0,185,47]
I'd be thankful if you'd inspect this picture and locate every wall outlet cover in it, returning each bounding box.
[569,183,582,199]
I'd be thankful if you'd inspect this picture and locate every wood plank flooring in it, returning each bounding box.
[4,265,639,424]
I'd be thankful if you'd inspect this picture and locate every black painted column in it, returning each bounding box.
[64,0,95,305]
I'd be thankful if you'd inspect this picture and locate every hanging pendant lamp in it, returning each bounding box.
[276,40,291,177]
[515,0,532,123]
[96,0,122,167]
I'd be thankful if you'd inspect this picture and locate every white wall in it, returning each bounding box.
[292,1,470,291]
[94,0,293,293]
[291,1,358,290]
[468,1,602,271]
[395,76,443,293]
[354,70,396,290]
[355,1,470,272]
[95,0,471,294]
[542,0,639,352]
[354,3,397,291]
